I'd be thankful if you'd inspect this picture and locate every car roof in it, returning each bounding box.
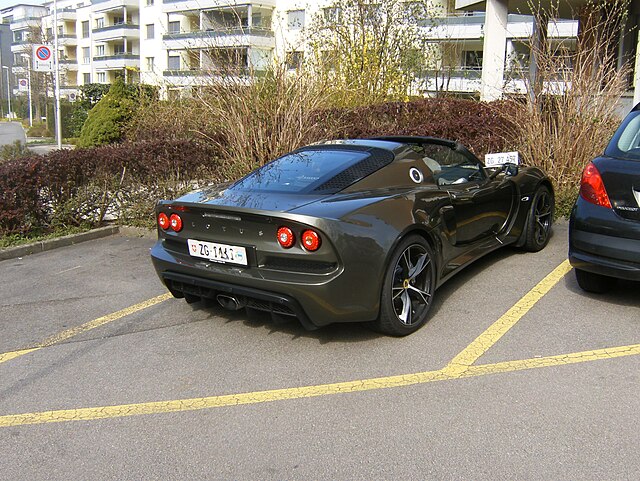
[313,139,406,152]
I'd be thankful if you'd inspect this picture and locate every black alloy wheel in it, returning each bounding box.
[523,185,554,252]
[372,235,436,336]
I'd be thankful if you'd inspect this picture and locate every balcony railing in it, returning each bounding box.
[163,26,273,40]
[94,53,138,61]
[93,23,139,33]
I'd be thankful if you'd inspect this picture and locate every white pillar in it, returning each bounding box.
[634,29,640,106]
[480,0,508,101]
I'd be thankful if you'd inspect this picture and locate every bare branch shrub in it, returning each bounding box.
[506,0,631,216]
[194,63,336,176]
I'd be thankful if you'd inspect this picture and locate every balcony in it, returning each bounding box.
[93,23,140,41]
[58,34,78,46]
[93,53,139,69]
[58,9,77,21]
[162,0,276,14]
[92,0,139,14]
[10,41,30,54]
[162,27,274,50]
[426,14,578,41]
[10,17,43,30]
[60,59,79,70]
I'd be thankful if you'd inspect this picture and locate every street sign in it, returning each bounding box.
[18,78,28,92]
[33,44,54,72]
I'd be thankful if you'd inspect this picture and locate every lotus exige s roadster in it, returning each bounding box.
[151,137,554,336]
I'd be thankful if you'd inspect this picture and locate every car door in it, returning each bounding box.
[424,144,515,245]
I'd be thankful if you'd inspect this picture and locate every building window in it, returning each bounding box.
[463,51,483,70]
[287,10,305,29]
[97,72,106,83]
[146,0,154,5]
[168,21,180,34]
[82,21,89,38]
[168,55,180,70]
[146,57,155,70]
[83,73,91,84]
[146,24,154,39]
[322,7,341,23]
[114,44,125,55]
[286,51,303,70]
[96,45,105,57]
[46,27,53,39]
[82,47,90,64]
[96,17,104,29]
[113,15,124,25]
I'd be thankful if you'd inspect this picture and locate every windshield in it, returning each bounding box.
[605,110,640,160]
[230,149,371,193]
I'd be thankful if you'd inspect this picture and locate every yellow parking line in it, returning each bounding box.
[463,343,640,377]
[444,260,573,375]
[1,342,638,428]
[0,293,172,366]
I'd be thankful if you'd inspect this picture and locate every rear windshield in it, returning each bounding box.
[605,111,640,160]
[230,149,371,193]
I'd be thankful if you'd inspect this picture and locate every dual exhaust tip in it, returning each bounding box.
[216,294,244,311]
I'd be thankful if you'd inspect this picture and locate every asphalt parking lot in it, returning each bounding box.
[0,221,638,480]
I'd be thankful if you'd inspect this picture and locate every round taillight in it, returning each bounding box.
[301,229,321,251]
[158,212,170,230]
[169,213,183,232]
[277,226,295,248]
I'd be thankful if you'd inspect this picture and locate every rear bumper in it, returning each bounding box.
[569,198,640,281]
[150,240,381,328]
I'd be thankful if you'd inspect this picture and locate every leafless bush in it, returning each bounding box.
[193,63,337,177]
[506,0,631,216]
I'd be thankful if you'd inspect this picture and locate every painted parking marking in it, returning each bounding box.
[445,260,573,376]
[0,293,172,366]
[0,260,636,428]
[0,342,638,428]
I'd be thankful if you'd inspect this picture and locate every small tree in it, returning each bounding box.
[305,0,442,106]
[77,80,157,147]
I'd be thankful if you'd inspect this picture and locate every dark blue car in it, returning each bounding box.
[569,105,640,292]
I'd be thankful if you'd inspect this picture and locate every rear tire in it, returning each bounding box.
[370,235,436,337]
[575,269,613,293]
[522,185,554,252]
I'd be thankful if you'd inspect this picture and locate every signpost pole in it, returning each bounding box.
[2,66,11,119]
[53,0,62,149]
[26,56,33,127]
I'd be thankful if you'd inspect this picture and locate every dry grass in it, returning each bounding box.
[193,65,337,178]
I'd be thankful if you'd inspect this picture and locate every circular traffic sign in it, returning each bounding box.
[36,46,51,61]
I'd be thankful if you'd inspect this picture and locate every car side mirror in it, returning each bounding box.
[504,163,519,177]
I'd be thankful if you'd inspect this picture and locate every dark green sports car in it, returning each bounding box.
[151,137,554,336]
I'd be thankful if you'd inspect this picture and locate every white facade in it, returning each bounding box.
[0,0,580,100]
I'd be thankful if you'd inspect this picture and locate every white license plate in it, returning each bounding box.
[187,239,248,266]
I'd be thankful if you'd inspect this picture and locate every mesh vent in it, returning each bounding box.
[294,145,394,194]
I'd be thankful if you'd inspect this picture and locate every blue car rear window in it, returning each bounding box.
[605,110,640,161]
[230,149,371,193]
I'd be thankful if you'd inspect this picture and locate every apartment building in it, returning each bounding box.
[0,0,595,104]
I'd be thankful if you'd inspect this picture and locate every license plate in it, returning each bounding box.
[187,239,248,266]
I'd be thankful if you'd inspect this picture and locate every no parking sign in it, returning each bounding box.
[33,44,54,72]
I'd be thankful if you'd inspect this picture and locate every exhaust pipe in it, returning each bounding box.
[216,294,244,311]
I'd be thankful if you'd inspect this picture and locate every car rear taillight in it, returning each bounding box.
[277,227,295,248]
[158,212,170,230]
[580,162,611,208]
[169,213,183,232]
[301,229,321,251]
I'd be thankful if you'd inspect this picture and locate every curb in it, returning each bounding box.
[0,226,120,261]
